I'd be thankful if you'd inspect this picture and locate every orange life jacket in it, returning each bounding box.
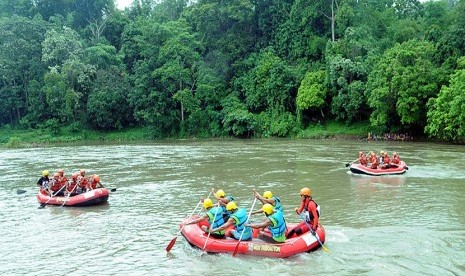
[50,179,61,192]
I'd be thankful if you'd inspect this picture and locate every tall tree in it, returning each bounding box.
[0,16,48,126]
[425,56,465,142]
[366,39,445,133]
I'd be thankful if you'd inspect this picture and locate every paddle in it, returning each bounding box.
[345,159,358,167]
[38,185,67,209]
[17,189,27,195]
[232,197,257,257]
[97,182,116,192]
[200,202,219,257]
[59,182,79,207]
[165,189,214,253]
[298,213,329,253]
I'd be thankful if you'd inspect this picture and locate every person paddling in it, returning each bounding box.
[37,170,50,193]
[209,202,252,241]
[89,174,103,190]
[183,198,226,239]
[286,187,320,238]
[49,173,64,196]
[213,189,235,221]
[246,203,287,243]
[251,189,283,215]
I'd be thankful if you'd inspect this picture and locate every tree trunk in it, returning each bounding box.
[331,0,335,42]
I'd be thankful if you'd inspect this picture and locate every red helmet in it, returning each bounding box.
[93,175,100,182]
[53,173,60,178]
[72,173,78,179]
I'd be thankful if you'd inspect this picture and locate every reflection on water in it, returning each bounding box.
[0,140,464,275]
[348,173,407,187]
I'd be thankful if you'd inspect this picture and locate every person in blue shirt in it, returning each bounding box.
[209,202,252,241]
[246,203,287,243]
[184,198,226,239]
[251,189,283,215]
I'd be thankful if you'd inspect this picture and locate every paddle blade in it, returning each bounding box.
[165,237,177,252]
[345,163,351,167]
[17,189,27,195]
[321,244,330,252]
[38,204,46,209]
[232,242,241,257]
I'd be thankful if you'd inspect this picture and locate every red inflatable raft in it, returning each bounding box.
[37,188,109,207]
[180,215,326,258]
[349,161,408,176]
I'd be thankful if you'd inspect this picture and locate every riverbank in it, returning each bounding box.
[0,121,376,148]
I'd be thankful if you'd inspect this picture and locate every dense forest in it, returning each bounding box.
[1,0,464,141]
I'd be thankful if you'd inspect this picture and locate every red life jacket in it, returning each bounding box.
[50,179,61,192]
[67,180,77,192]
[77,176,89,188]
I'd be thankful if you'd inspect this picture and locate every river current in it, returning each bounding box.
[0,139,464,275]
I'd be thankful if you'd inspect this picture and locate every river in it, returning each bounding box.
[0,139,464,275]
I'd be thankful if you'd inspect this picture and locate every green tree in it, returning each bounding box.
[0,0,36,17]
[425,57,465,142]
[0,16,48,126]
[296,70,327,125]
[232,49,297,137]
[42,27,83,68]
[366,39,444,133]
[87,67,133,130]
[152,20,201,127]
[221,91,254,137]
[327,54,368,123]
[42,69,77,124]
[186,0,256,79]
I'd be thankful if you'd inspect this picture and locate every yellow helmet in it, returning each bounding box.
[263,191,273,199]
[216,189,225,198]
[300,187,311,197]
[203,198,213,209]
[42,170,49,176]
[262,203,274,215]
[226,201,237,211]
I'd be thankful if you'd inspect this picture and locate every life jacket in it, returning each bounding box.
[360,154,368,166]
[231,208,251,236]
[393,156,400,164]
[383,155,391,164]
[88,175,97,189]
[371,155,379,168]
[77,176,88,188]
[268,210,286,238]
[302,199,320,223]
[67,180,77,193]
[206,207,226,234]
[90,180,97,189]
[50,179,61,192]
[59,176,67,186]
[273,196,283,213]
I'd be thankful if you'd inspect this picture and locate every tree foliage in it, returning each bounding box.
[366,39,444,133]
[426,57,465,141]
[0,0,464,141]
